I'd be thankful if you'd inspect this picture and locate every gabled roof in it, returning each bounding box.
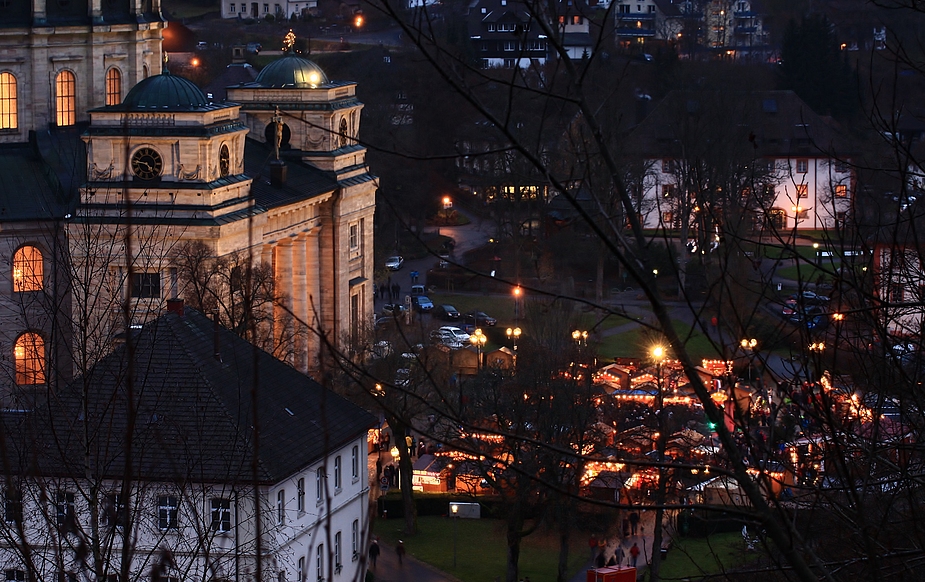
[5,307,375,484]
[624,90,851,159]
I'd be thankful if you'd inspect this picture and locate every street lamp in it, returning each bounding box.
[450,503,459,568]
[513,286,522,320]
[470,329,487,371]
[572,329,589,347]
[506,327,521,370]
[649,345,668,581]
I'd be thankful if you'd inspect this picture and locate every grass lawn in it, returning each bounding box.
[373,516,587,582]
[648,532,759,581]
[596,319,718,362]
[162,0,218,18]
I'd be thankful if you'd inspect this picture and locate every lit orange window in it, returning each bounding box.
[105,68,122,106]
[0,72,16,130]
[14,333,45,385]
[55,70,76,126]
[13,246,43,292]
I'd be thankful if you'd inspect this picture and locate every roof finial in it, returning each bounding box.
[163,51,170,74]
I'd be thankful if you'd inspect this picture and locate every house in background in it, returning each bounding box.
[0,305,376,582]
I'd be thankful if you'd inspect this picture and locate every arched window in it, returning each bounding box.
[55,70,76,126]
[143,64,149,79]
[0,72,17,130]
[339,117,348,148]
[13,245,43,292]
[105,68,122,106]
[14,333,45,385]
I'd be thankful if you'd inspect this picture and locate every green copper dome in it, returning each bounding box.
[121,71,209,110]
[255,54,329,88]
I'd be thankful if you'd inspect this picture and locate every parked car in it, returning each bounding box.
[438,325,470,344]
[412,295,434,312]
[464,311,497,326]
[411,284,426,296]
[430,328,464,349]
[385,255,404,270]
[434,304,460,320]
[382,303,407,317]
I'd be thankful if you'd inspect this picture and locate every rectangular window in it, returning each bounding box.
[572,15,581,24]
[277,489,285,525]
[297,558,305,582]
[4,489,22,523]
[103,493,125,528]
[56,491,75,527]
[835,160,849,173]
[662,184,674,197]
[211,498,231,532]
[662,211,673,225]
[796,184,808,198]
[334,456,342,491]
[796,159,808,173]
[487,24,495,31]
[132,272,161,299]
[503,41,517,51]
[662,159,673,173]
[158,495,178,530]
[297,478,305,513]
[230,3,235,11]
[619,4,629,13]
[835,184,848,198]
[5,571,25,582]
[351,446,359,480]
[352,519,359,558]
[316,544,324,581]
[835,211,847,225]
[891,283,904,303]
[349,223,359,252]
[335,531,342,568]
[316,468,324,503]
[263,3,269,12]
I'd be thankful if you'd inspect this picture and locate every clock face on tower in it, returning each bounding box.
[219,144,230,178]
[130,147,163,181]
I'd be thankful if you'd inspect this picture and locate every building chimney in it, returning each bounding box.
[270,159,287,188]
[166,298,184,315]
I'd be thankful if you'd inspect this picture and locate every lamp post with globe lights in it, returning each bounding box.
[506,327,521,370]
[470,329,487,371]
[513,286,523,320]
[649,345,668,582]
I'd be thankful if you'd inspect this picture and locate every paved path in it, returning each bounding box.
[368,539,461,582]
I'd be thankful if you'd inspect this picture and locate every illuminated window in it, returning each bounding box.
[0,72,17,130]
[13,245,43,292]
[768,208,786,229]
[835,184,848,198]
[55,70,76,126]
[14,333,44,385]
[796,184,808,198]
[105,68,122,106]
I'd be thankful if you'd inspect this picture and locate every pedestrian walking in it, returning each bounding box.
[614,545,625,567]
[629,542,640,567]
[629,511,640,536]
[396,540,406,565]
[369,538,380,568]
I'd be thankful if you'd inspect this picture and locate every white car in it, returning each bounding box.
[385,255,404,270]
[439,326,470,344]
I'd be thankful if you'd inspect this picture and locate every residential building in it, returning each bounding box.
[0,305,376,582]
[221,0,318,20]
[622,90,854,233]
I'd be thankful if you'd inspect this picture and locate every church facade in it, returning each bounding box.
[0,4,377,389]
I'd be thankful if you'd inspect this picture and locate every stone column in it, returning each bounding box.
[305,228,322,371]
[292,234,308,373]
[273,240,293,359]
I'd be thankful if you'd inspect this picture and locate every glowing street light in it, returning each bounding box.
[470,329,487,370]
[513,286,523,320]
[740,338,757,351]
[572,329,588,346]
[506,327,522,369]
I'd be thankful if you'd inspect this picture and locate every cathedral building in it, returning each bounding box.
[0,2,377,390]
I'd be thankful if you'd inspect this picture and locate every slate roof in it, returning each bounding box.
[0,142,71,221]
[244,138,340,209]
[3,307,376,484]
[624,90,851,159]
